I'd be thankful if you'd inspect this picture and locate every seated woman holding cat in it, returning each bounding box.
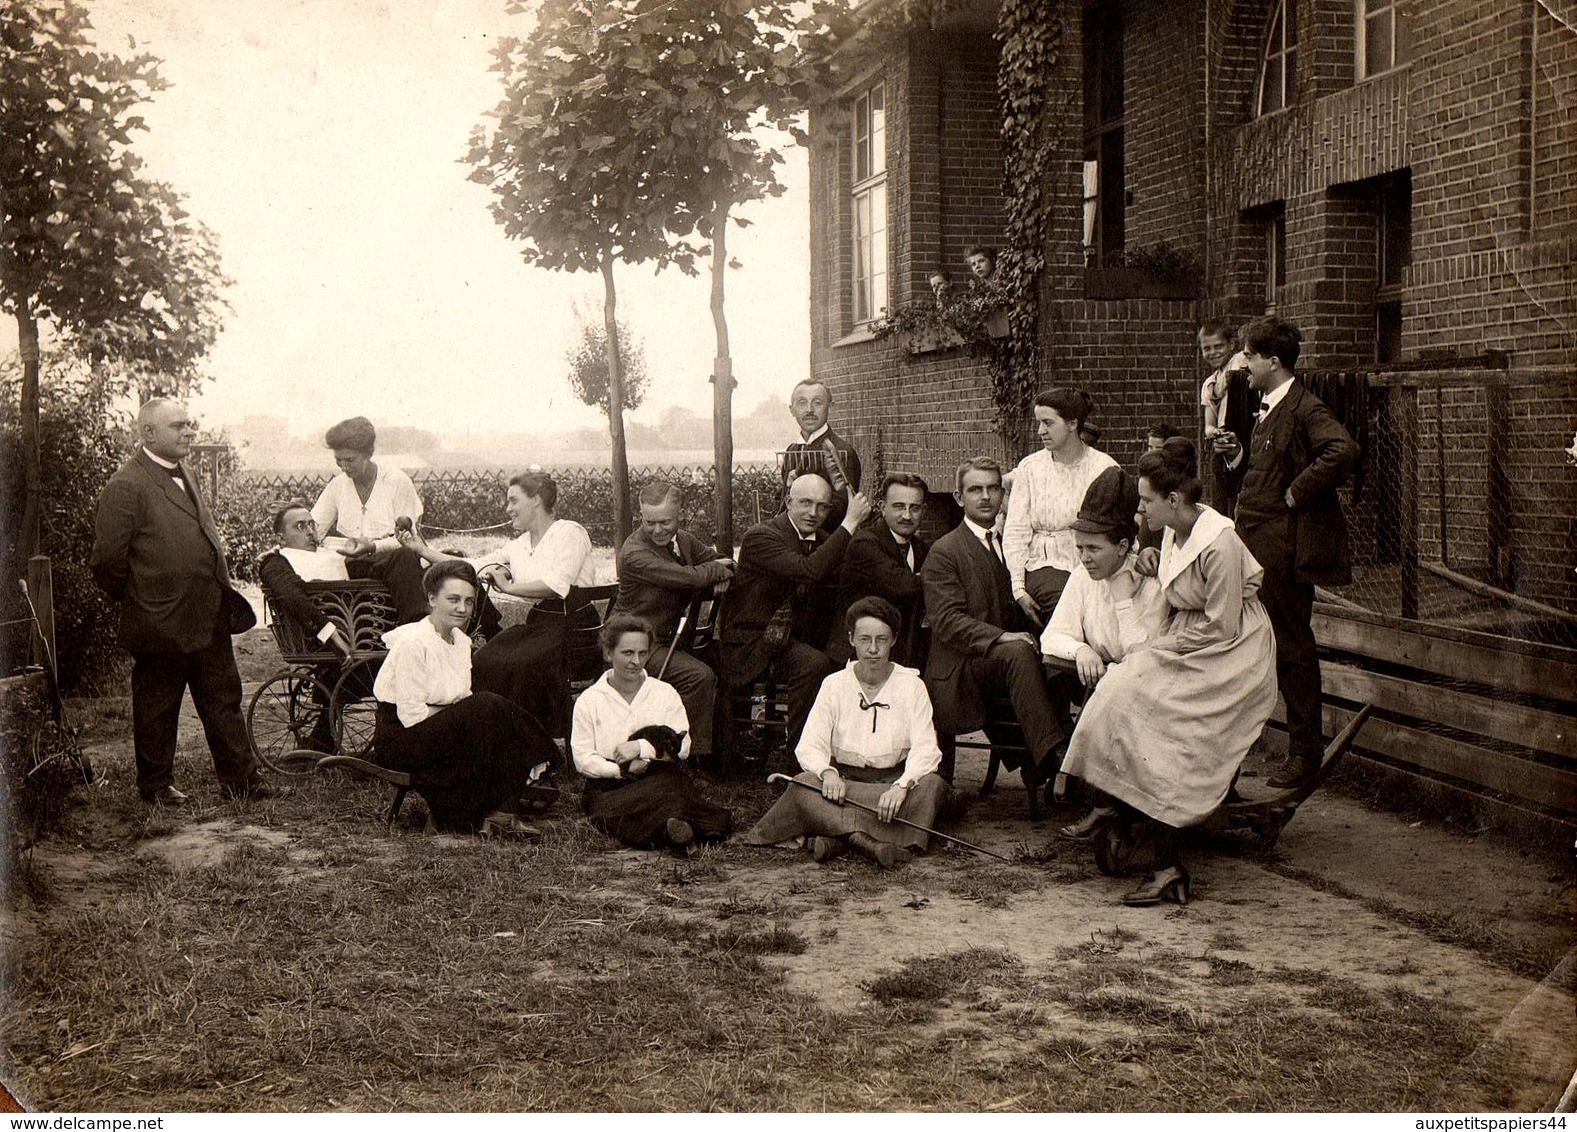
[570,614,733,856]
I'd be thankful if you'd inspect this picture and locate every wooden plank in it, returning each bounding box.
[1319,661,1577,761]
[1313,610,1577,699]
[1271,701,1577,814]
[1314,602,1577,665]
[26,555,55,674]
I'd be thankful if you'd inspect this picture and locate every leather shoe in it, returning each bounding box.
[1121,865,1191,907]
[848,831,910,870]
[1267,755,1320,790]
[665,818,697,858]
[808,835,848,863]
[1056,806,1117,842]
[142,785,189,807]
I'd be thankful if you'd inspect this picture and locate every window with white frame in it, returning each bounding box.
[1256,0,1298,116]
[850,83,887,326]
[1356,0,1409,79]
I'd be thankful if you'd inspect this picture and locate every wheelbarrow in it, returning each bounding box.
[1092,704,1374,876]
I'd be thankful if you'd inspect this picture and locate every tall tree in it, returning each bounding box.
[565,307,649,418]
[0,0,229,560]
[467,0,702,543]
[639,0,837,553]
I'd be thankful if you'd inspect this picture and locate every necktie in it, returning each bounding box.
[985,531,1004,567]
[165,466,189,493]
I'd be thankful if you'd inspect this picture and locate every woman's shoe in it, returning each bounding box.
[479,812,542,842]
[1121,866,1191,906]
[808,835,848,863]
[848,831,910,870]
[1056,806,1117,842]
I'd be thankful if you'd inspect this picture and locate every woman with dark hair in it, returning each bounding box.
[1058,439,1277,905]
[743,596,948,869]
[371,559,559,838]
[1003,388,1119,624]
[570,614,733,856]
[400,470,595,732]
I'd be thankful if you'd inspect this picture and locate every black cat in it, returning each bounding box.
[627,723,688,762]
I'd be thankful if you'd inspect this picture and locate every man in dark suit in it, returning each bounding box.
[721,473,872,750]
[616,481,737,762]
[91,399,268,805]
[921,457,1065,790]
[827,472,930,669]
[781,380,863,531]
[1214,317,1360,789]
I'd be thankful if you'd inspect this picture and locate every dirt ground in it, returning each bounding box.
[2,614,1574,1111]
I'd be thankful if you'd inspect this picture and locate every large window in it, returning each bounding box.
[1357,0,1409,79]
[851,83,887,326]
[1374,172,1411,362]
[1082,2,1124,267]
[1256,0,1298,116]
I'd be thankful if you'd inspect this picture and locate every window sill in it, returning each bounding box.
[1354,62,1411,86]
[832,327,881,348]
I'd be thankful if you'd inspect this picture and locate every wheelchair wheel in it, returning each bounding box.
[247,670,333,775]
[330,656,383,757]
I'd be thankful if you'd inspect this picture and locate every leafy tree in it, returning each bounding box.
[565,307,649,418]
[467,0,704,542]
[0,0,229,561]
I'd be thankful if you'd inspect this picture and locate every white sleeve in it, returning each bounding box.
[570,693,623,778]
[310,479,340,538]
[1001,461,1034,600]
[373,638,430,729]
[656,682,693,760]
[1040,569,1090,661]
[793,677,838,778]
[896,679,943,787]
[539,523,591,598]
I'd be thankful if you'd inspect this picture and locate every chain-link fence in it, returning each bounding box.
[1298,368,1577,650]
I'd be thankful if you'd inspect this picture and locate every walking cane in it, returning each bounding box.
[656,613,689,681]
[766,772,1013,862]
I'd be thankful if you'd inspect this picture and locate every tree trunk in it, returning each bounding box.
[708,199,736,554]
[599,254,632,545]
[17,308,42,563]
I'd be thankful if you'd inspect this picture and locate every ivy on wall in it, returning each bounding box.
[992,0,1061,436]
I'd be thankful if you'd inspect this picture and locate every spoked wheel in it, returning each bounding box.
[247,669,333,775]
[330,656,383,758]
[1094,812,1142,877]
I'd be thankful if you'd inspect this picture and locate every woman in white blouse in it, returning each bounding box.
[1002,388,1118,630]
[743,597,947,869]
[371,560,560,838]
[1058,440,1278,907]
[400,470,595,733]
[570,615,732,856]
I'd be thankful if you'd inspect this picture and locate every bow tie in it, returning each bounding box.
[858,693,890,732]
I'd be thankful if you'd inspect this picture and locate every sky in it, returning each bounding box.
[7,0,813,439]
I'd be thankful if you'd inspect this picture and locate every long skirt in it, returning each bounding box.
[471,601,597,735]
[742,763,947,853]
[373,692,558,832]
[1060,598,1278,827]
[581,761,734,849]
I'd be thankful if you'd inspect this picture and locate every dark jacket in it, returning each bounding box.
[1227,382,1360,586]
[720,513,850,684]
[615,527,732,642]
[781,426,862,530]
[920,522,1035,734]
[827,522,929,667]
[258,550,333,643]
[90,450,234,654]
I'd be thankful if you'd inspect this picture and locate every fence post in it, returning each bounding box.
[1485,380,1513,590]
[1397,383,1419,620]
[26,555,55,676]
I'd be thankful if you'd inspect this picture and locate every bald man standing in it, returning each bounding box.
[721,474,871,751]
[91,399,268,805]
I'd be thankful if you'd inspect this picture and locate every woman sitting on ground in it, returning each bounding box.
[371,559,560,839]
[570,614,733,856]
[1057,439,1277,905]
[399,470,595,733]
[743,597,948,870]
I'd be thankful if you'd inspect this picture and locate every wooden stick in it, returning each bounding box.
[766,772,1012,862]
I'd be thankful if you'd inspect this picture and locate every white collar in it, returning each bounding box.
[143,448,180,470]
[963,516,998,542]
[1259,379,1295,416]
[595,669,651,705]
[797,424,830,446]
[1159,506,1235,590]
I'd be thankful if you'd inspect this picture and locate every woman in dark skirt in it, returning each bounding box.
[570,614,733,856]
[371,560,559,837]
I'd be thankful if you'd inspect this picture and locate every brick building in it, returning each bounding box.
[807,0,1577,616]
